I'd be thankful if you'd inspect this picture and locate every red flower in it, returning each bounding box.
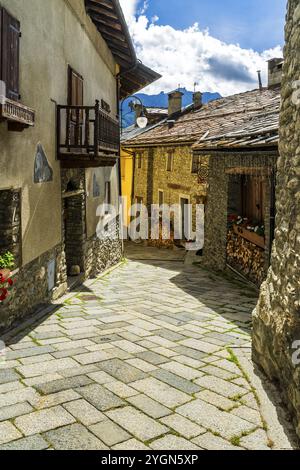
[0,288,8,301]
[7,278,13,286]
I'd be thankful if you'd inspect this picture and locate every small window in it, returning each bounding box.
[0,8,21,101]
[136,154,142,170]
[166,152,174,172]
[158,190,164,207]
[105,182,111,205]
[105,182,111,214]
[136,197,143,218]
[191,155,200,174]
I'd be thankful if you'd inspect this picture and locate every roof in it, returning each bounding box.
[121,118,168,143]
[146,107,168,116]
[122,87,280,148]
[193,109,279,152]
[85,0,161,98]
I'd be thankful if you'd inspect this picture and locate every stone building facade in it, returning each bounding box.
[123,85,281,249]
[0,0,158,331]
[133,146,207,229]
[200,152,277,286]
[252,0,300,438]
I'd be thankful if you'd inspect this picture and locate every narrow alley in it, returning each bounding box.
[0,245,296,450]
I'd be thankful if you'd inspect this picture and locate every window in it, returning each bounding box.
[136,197,143,218]
[136,153,142,170]
[191,155,200,174]
[105,182,111,205]
[158,190,164,207]
[166,152,174,172]
[68,66,83,121]
[0,7,21,101]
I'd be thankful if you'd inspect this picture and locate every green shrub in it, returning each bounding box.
[0,252,15,270]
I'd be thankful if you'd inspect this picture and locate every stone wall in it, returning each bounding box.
[202,151,277,278]
[252,0,300,438]
[0,243,67,332]
[133,145,208,232]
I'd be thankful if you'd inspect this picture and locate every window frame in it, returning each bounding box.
[0,6,21,102]
[166,151,174,172]
[136,153,142,170]
[191,155,200,174]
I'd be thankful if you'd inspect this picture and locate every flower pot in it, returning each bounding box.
[0,269,10,281]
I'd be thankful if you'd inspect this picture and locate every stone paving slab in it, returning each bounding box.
[106,406,168,442]
[0,245,296,450]
[44,423,108,450]
[14,406,76,436]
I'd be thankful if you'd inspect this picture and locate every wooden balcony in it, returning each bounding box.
[57,100,120,168]
[0,99,35,131]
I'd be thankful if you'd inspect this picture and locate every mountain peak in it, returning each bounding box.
[121,89,222,128]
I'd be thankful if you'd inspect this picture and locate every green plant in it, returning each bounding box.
[0,252,15,270]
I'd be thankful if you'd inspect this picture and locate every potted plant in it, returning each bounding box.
[0,252,15,302]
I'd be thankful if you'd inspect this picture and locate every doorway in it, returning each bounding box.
[63,192,86,285]
[180,197,190,240]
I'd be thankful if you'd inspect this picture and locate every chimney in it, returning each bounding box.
[168,90,183,117]
[193,91,203,109]
[268,58,284,88]
[257,70,263,91]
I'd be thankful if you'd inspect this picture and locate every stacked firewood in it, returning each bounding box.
[147,223,174,249]
[227,229,266,285]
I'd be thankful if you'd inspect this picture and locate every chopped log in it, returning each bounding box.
[227,229,266,285]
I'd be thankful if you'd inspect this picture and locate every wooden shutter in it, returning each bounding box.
[68,66,83,120]
[0,8,21,101]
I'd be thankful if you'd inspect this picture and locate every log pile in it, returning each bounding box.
[227,229,266,285]
[147,223,174,249]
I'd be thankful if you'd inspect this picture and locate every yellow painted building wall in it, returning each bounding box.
[120,148,134,227]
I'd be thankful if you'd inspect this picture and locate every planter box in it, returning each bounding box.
[233,224,265,249]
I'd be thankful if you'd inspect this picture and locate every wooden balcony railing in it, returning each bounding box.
[57,100,120,168]
[0,99,35,131]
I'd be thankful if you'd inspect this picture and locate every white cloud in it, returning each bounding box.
[119,0,139,22]
[119,2,283,96]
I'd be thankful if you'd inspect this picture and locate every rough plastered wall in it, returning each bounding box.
[0,0,117,266]
[0,0,120,330]
[252,0,300,438]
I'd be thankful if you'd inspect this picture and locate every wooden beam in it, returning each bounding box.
[225,167,272,176]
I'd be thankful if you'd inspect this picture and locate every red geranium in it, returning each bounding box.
[0,275,14,302]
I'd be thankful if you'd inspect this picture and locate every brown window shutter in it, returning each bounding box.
[0,8,21,101]
[68,66,83,121]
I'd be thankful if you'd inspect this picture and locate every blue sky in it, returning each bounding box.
[120,0,286,95]
[143,0,287,52]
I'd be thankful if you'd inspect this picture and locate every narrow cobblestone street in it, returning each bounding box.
[0,245,296,450]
